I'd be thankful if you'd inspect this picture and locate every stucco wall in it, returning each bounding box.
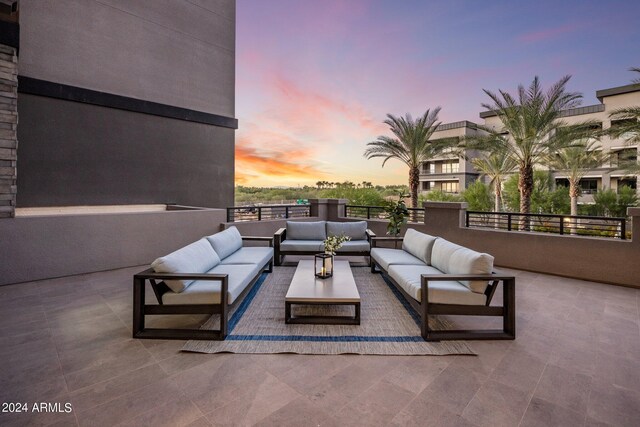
[14,0,236,208]
[16,94,235,208]
[416,203,638,287]
[0,208,226,286]
[18,0,235,116]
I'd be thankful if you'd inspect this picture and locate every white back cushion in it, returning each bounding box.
[431,238,463,272]
[206,226,243,260]
[286,221,327,240]
[401,229,438,265]
[151,238,221,293]
[326,221,368,240]
[432,239,494,294]
[447,248,494,293]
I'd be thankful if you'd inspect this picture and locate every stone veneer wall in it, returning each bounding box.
[0,43,17,218]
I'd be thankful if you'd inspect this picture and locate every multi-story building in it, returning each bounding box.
[420,83,640,203]
[419,121,485,193]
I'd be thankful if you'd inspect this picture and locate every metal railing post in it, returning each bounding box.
[559,216,564,235]
[507,213,512,231]
[227,208,233,223]
[258,207,262,221]
[621,219,626,240]
[285,206,289,219]
[465,211,470,227]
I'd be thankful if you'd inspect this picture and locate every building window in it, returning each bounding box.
[422,181,435,191]
[442,161,459,174]
[610,119,638,141]
[579,179,598,194]
[613,148,637,167]
[441,181,459,193]
[618,178,637,191]
[423,162,435,174]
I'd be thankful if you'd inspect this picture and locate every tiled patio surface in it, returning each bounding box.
[0,261,639,427]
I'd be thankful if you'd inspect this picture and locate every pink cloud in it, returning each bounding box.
[235,144,327,184]
[272,74,391,143]
[518,23,581,43]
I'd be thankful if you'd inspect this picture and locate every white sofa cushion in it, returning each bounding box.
[326,221,368,240]
[151,238,221,293]
[388,264,487,305]
[220,247,273,267]
[431,238,463,273]
[162,263,262,305]
[206,226,243,260]
[280,240,324,252]
[431,239,494,294]
[402,229,438,265]
[335,240,370,252]
[370,247,424,271]
[448,247,494,294]
[286,221,327,240]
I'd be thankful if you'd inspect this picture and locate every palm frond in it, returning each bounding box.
[545,139,609,185]
[631,67,640,84]
[608,106,640,143]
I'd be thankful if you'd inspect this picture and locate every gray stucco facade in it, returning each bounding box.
[15,0,237,208]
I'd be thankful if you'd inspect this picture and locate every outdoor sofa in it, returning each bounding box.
[371,229,516,341]
[274,220,375,265]
[133,226,273,340]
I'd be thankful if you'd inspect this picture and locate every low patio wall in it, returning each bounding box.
[0,207,226,286]
[224,199,638,287]
[3,198,637,288]
[365,203,639,288]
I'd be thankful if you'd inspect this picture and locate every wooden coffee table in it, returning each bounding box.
[285,260,361,325]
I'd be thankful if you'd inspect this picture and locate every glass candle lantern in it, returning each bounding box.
[314,253,333,279]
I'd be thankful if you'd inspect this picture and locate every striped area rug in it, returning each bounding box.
[182,266,474,355]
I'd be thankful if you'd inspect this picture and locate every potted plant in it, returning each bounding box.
[384,191,409,248]
[323,234,351,255]
[321,234,351,276]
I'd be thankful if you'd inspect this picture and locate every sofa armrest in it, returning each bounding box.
[135,269,229,282]
[274,227,286,240]
[242,236,274,247]
[420,273,514,282]
[273,228,286,266]
[134,268,229,309]
[365,229,376,242]
[370,236,403,248]
[274,227,286,247]
[420,273,515,308]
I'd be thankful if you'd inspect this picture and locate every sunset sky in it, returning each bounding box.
[235,0,640,188]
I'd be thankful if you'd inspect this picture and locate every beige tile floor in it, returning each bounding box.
[0,262,639,427]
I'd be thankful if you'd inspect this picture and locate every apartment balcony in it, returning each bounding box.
[419,171,462,179]
[1,200,639,426]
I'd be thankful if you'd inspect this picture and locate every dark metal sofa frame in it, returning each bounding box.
[133,236,273,340]
[370,236,515,341]
[274,227,376,266]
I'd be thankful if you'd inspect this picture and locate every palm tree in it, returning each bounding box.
[364,108,452,208]
[546,139,609,217]
[472,148,517,212]
[462,76,582,229]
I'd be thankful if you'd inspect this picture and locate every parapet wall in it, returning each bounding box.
[2,198,637,287]
[367,202,639,288]
[0,208,226,286]
[225,199,640,287]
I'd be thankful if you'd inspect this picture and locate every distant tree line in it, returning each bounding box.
[235,183,409,206]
